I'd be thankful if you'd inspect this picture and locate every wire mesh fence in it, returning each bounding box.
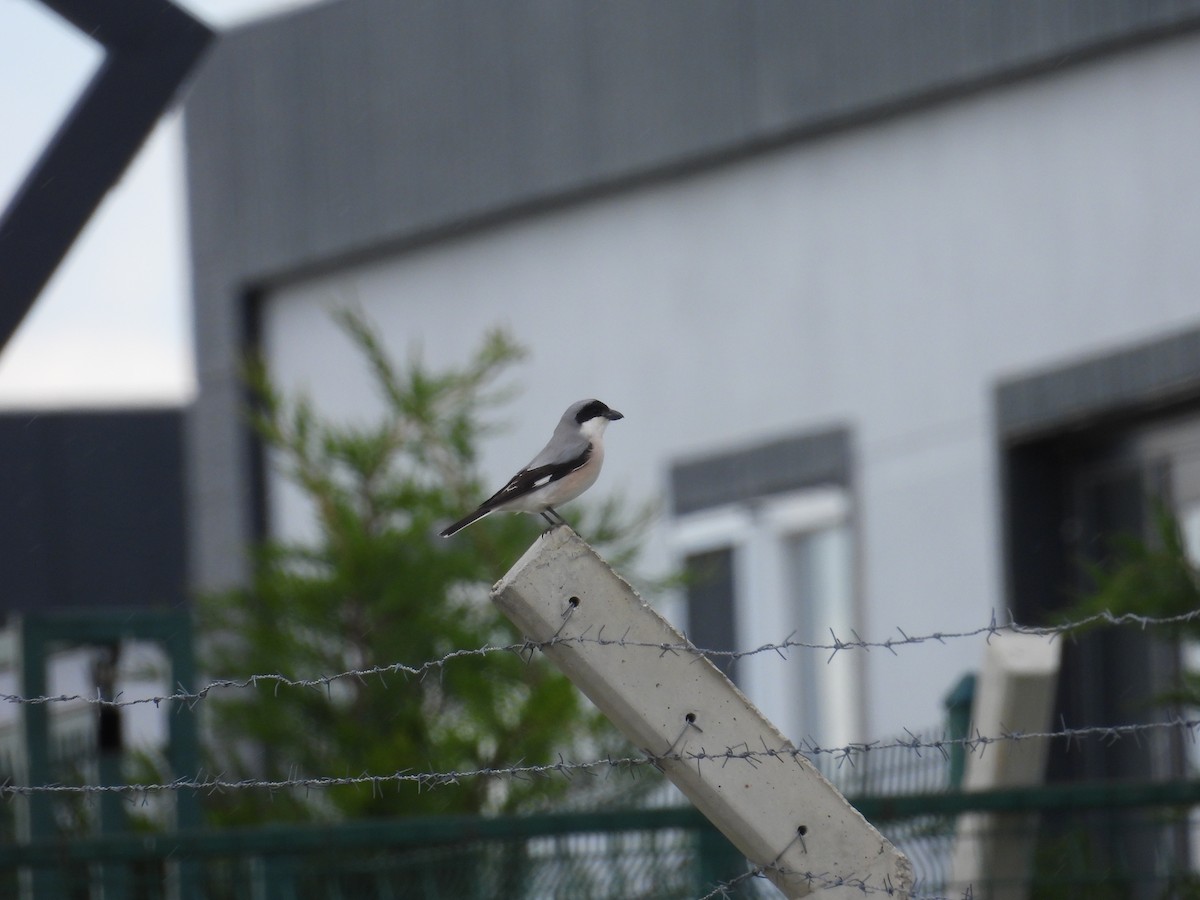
[813,726,967,799]
[3,608,1200,896]
[4,791,1200,899]
[913,803,1200,899]
[0,808,762,900]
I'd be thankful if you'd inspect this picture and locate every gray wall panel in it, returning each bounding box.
[186,0,1200,288]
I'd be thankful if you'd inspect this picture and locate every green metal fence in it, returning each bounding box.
[0,808,757,900]
[866,780,1200,898]
[3,691,1197,899]
[5,783,1200,899]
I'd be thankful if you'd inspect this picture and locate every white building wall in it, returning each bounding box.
[260,34,1200,740]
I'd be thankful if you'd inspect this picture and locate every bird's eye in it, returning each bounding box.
[575,400,607,424]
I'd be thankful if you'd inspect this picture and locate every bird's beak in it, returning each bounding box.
[606,409,624,421]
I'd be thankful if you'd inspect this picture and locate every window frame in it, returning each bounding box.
[670,486,858,746]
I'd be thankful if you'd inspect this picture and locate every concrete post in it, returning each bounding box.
[947,634,1060,899]
[492,527,912,898]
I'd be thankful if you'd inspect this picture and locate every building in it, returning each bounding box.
[184,1,1200,759]
[0,408,197,841]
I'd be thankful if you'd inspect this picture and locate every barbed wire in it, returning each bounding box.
[3,714,1197,798]
[699,863,963,900]
[2,606,1197,711]
[0,642,514,710]
[2,600,1183,900]
[699,864,959,900]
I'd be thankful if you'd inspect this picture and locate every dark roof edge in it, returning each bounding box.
[242,15,1200,293]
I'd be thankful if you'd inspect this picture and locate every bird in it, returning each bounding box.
[440,399,624,537]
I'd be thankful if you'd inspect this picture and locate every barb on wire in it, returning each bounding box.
[4,715,1198,798]
[695,866,765,899]
[2,606,1197,710]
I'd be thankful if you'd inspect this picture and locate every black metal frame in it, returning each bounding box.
[0,0,212,351]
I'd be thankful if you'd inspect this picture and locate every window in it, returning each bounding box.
[781,516,855,747]
[669,428,860,747]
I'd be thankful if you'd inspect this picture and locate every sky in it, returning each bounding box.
[0,0,325,409]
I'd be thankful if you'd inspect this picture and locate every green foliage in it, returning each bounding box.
[1073,504,1200,626]
[198,309,654,826]
[1066,503,1200,707]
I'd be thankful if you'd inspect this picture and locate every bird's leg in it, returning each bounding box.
[538,508,569,536]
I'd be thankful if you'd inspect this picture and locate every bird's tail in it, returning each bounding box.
[439,506,493,537]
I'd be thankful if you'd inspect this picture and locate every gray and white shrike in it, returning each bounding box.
[440,399,624,537]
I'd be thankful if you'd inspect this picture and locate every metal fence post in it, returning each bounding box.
[14,617,62,899]
[166,613,203,900]
[943,673,976,790]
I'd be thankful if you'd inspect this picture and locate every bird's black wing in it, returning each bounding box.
[477,444,592,511]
